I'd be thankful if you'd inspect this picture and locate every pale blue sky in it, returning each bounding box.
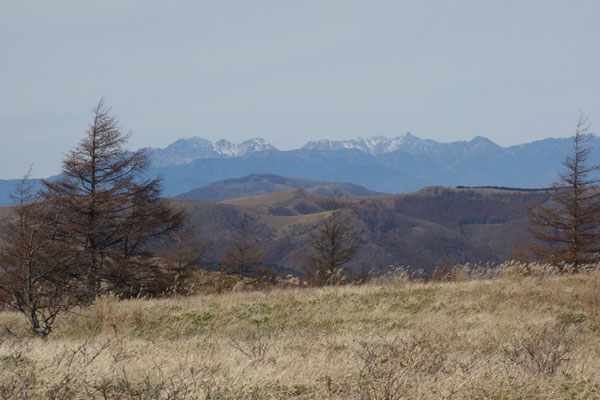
[1,0,599,178]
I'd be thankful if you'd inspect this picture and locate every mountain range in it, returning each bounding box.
[0,131,589,274]
[1,133,598,206]
[148,137,276,167]
[146,133,600,197]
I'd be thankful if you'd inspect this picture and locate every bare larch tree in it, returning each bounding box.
[528,115,600,271]
[42,99,184,299]
[156,225,209,294]
[303,195,360,285]
[221,215,262,279]
[0,172,78,339]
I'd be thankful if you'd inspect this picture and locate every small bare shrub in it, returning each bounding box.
[355,333,448,399]
[53,340,111,370]
[356,340,407,400]
[85,370,199,400]
[229,326,272,361]
[80,348,208,399]
[502,321,575,376]
[0,339,36,399]
[0,370,36,400]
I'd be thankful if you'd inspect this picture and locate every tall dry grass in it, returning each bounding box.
[1,261,600,398]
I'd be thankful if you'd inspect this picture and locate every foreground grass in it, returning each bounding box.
[2,263,600,399]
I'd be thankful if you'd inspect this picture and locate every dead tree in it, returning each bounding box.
[303,196,360,286]
[528,115,600,271]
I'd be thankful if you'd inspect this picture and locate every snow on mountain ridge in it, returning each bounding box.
[149,133,595,169]
[149,137,277,167]
[302,133,433,155]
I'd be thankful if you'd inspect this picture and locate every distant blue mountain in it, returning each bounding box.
[1,133,598,205]
[146,133,600,197]
[177,174,379,202]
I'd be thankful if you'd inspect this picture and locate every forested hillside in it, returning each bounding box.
[175,186,547,274]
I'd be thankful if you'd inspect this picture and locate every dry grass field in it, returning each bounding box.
[1,262,600,399]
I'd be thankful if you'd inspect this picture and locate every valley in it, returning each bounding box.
[176,183,548,275]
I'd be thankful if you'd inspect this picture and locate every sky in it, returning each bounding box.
[1,0,599,179]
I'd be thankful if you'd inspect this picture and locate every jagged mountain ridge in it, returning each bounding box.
[301,133,440,155]
[148,137,276,167]
[147,133,600,197]
[148,133,458,166]
[2,133,599,205]
[149,132,580,167]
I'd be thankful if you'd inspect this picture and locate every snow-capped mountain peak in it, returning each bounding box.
[301,133,426,155]
[238,138,276,154]
[149,137,277,167]
[148,132,517,169]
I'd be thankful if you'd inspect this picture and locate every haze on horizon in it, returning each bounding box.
[1,1,599,179]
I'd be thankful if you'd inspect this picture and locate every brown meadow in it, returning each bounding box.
[1,261,600,399]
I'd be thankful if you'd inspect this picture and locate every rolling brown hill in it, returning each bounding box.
[0,187,548,276]
[177,174,379,202]
[0,187,547,273]
[176,186,549,275]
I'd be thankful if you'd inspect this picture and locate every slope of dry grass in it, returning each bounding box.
[1,262,600,399]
